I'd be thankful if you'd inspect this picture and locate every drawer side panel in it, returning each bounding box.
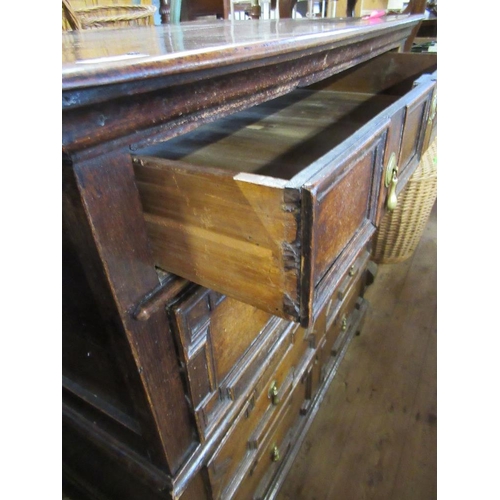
[134,158,301,320]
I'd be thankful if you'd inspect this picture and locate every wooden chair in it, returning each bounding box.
[62,0,156,30]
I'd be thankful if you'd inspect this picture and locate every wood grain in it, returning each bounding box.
[62,18,435,498]
[134,157,300,320]
[64,153,197,474]
[132,89,397,324]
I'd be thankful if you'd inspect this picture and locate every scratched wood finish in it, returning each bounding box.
[62,16,422,159]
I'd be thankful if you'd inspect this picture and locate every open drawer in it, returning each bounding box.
[132,52,436,326]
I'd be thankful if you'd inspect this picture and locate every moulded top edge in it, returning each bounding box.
[62,15,423,91]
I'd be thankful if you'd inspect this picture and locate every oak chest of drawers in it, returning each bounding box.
[62,16,436,500]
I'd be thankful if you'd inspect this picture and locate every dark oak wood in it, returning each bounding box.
[62,16,421,159]
[62,17,436,500]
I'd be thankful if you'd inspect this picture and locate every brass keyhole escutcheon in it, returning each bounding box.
[271,444,280,462]
[385,152,399,212]
[269,381,280,406]
[348,265,356,277]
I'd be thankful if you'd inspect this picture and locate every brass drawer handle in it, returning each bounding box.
[341,316,348,332]
[385,152,398,212]
[271,444,281,462]
[348,265,356,277]
[269,381,280,406]
[428,93,437,123]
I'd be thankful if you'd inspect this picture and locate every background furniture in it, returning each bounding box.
[62,0,156,30]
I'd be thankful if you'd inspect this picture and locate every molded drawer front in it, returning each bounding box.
[168,286,296,442]
[207,322,311,499]
[230,353,314,500]
[308,52,437,222]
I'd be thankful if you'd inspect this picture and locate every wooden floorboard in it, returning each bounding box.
[277,203,437,500]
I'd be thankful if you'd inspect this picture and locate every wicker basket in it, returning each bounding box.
[372,138,437,264]
[63,2,156,30]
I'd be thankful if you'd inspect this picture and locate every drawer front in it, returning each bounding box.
[207,254,370,499]
[232,354,314,500]
[299,127,385,324]
[168,286,280,440]
[377,77,435,220]
[398,83,434,175]
[207,323,312,499]
[306,129,384,287]
[313,255,368,393]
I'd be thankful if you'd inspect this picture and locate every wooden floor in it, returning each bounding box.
[278,203,437,500]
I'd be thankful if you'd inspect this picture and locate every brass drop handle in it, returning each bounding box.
[269,381,280,406]
[428,93,437,123]
[341,316,348,331]
[271,444,281,462]
[386,168,398,212]
[384,152,399,212]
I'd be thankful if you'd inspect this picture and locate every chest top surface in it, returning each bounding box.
[62,15,421,92]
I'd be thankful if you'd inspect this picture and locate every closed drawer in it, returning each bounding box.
[133,52,436,326]
[207,265,369,499]
[168,285,300,441]
[206,322,312,499]
[229,353,315,500]
[309,252,369,405]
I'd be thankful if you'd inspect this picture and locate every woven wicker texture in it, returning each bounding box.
[62,2,156,30]
[372,138,437,264]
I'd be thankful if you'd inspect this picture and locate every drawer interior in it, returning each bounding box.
[137,52,436,184]
[306,52,437,97]
[136,89,397,181]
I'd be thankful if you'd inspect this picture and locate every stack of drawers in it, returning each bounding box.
[165,250,373,499]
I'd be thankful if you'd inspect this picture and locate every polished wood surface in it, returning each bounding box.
[62,16,420,81]
[62,15,422,101]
